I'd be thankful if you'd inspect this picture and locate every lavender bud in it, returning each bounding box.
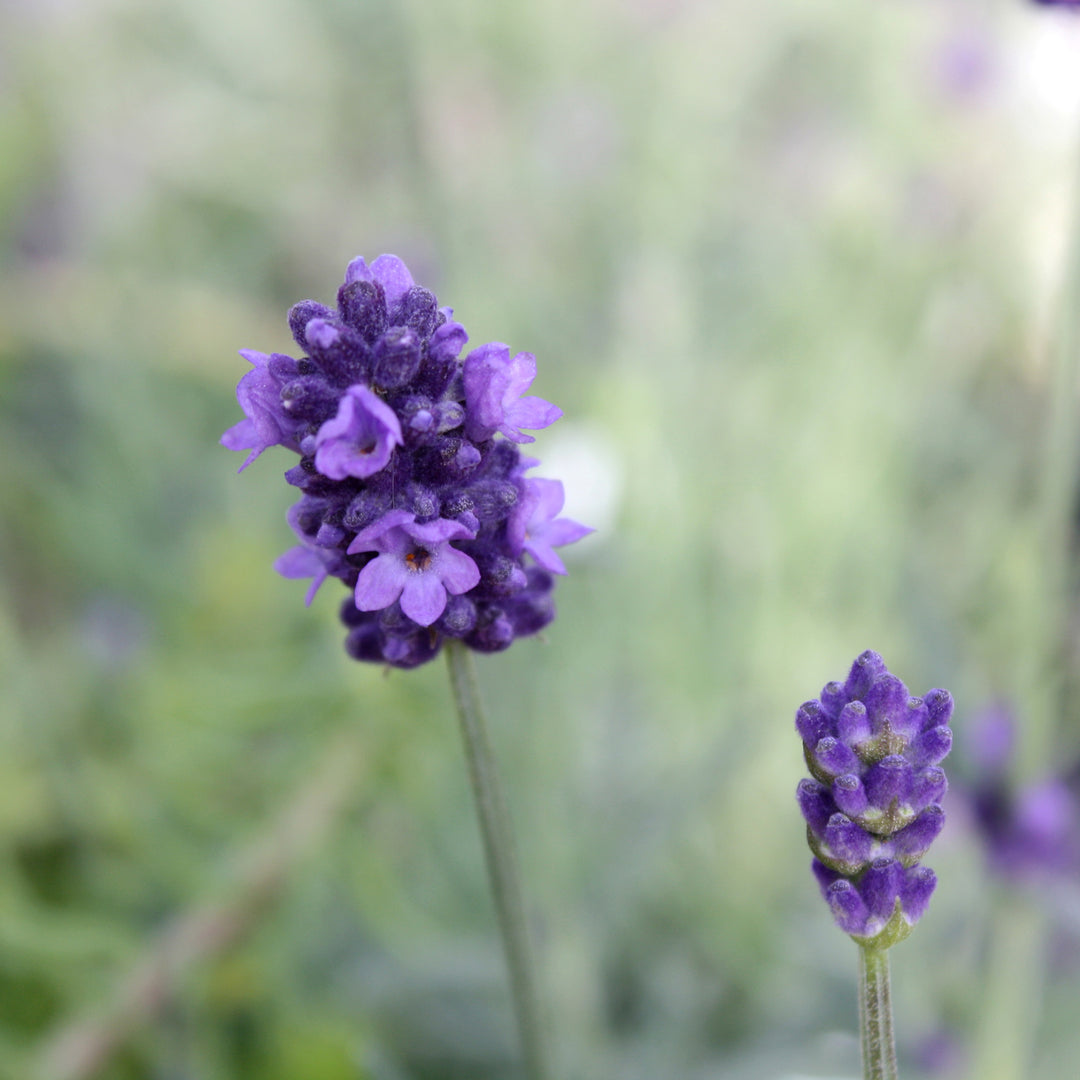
[909,766,948,812]
[860,857,905,919]
[832,774,869,818]
[865,755,914,812]
[797,701,830,747]
[838,700,871,748]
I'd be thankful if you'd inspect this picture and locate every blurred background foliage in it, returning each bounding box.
[3,0,1080,1077]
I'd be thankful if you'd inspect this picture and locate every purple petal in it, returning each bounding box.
[355,554,407,611]
[370,254,415,305]
[429,319,469,363]
[524,539,568,575]
[348,510,415,554]
[399,571,448,626]
[273,546,330,606]
[344,256,372,285]
[541,517,594,547]
[503,395,562,438]
[404,517,476,545]
[438,546,481,595]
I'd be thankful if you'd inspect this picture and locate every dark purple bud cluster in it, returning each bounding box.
[222,256,591,668]
[796,650,952,946]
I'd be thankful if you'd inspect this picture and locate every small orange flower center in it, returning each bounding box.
[404,548,432,572]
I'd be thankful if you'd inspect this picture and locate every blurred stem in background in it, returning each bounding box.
[445,641,552,1080]
[858,944,897,1080]
[972,125,1080,1080]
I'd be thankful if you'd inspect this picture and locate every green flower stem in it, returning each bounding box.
[445,640,551,1080]
[858,944,898,1080]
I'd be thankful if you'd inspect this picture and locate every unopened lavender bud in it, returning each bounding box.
[911,724,952,767]
[824,813,874,871]
[811,736,860,779]
[833,773,870,818]
[893,805,945,862]
[797,701,830,747]
[827,880,870,936]
[900,865,937,924]
[865,674,909,735]
[865,756,914,812]
[820,680,847,719]
[910,767,948,813]
[923,688,953,727]
[838,700,871,748]
[844,649,887,700]
[288,299,334,348]
[861,857,904,920]
[797,779,834,836]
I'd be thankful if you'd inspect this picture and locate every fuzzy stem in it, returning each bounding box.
[858,944,898,1080]
[445,640,551,1080]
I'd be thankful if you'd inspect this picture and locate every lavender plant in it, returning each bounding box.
[222,255,591,1080]
[797,650,953,1080]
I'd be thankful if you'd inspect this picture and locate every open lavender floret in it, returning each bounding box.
[796,650,952,947]
[223,255,591,668]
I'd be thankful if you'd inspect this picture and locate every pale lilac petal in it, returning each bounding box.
[529,478,565,520]
[504,396,562,434]
[220,417,258,451]
[348,510,415,554]
[344,256,372,285]
[273,546,330,606]
[370,255,415,305]
[404,517,476,545]
[505,352,537,398]
[541,518,594,547]
[399,571,448,626]
[355,555,407,611]
[438,546,481,594]
[524,539,567,575]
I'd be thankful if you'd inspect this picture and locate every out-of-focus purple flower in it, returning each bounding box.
[463,343,562,444]
[797,651,952,946]
[220,350,304,470]
[348,510,480,626]
[506,477,593,574]
[964,705,1080,883]
[223,256,590,667]
[1032,0,1080,9]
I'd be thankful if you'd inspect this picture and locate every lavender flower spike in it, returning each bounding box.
[222,255,590,668]
[797,650,952,948]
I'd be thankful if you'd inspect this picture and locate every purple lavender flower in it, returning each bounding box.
[223,256,590,667]
[506,477,593,575]
[797,651,952,947]
[220,350,304,470]
[1032,1,1080,8]
[348,510,480,626]
[965,705,1080,883]
[463,343,562,444]
[313,385,403,480]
